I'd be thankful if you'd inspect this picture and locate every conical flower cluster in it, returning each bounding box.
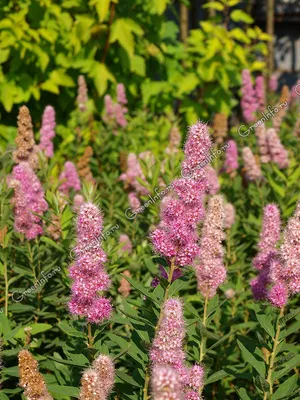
[269,74,278,92]
[120,153,149,196]
[194,195,226,298]
[272,85,290,132]
[255,123,271,163]
[250,204,288,307]
[151,365,183,400]
[222,140,238,176]
[59,161,81,194]
[39,106,56,158]
[266,128,289,169]
[13,106,39,170]
[8,162,48,239]
[242,147,262,182]
[241,69,257,123]
[79,354,114,400]
[77,146,95,184]
[278,201,300,296]
[224,203,235,229]
[206,165,220,195]
[151,121,212,267]
[165,125,181,154]
[255,76,265,111]
[68,202,112,323]
[18,350,53,400]
[103,83,128,129]
[150,298,204,399]
[77,75,88,112]
[212,113,227,144]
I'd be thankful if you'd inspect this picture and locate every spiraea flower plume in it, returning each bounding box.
[151,365,183,400]
[269,74,278,92]
[241,69,257,123]
[242,147,262,182]
[272,85,290,132]
[39,106,56,158]
[13,105,39,170]
[255,76,265,111]
[18,350,53,400]
[103,83,128,128]
[194,195,226,298]
[8,162,48,239]
[250,204,288,307]
[151,121,212,268]
[212,113,227,144]
[68,202,112,323]
[119,234,132,254]
[120,153,149,196]
[77,75,88,112]
[222,140,238,175]
[255,123,271,163]
[165,125,181,154]
[79,354,114,400]
[266,128,289,169]
[59,161,81,194]
[150,298,204,398]
[224,203,235,229]
[77,146,95,184]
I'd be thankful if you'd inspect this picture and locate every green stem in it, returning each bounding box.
[3,258,8,316]
[143,258,176,400]
[87,322,94,348]
[200,294,209,362]
[263,307,284,400]
[199,293,209,396]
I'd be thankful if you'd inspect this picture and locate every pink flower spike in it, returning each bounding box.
[68,202,112,323]
[8,162,48,240]
[151,365,183,400]
[39,105,56,158]
[117,83,128,105]
[194,195,226,298]
[241,69,258,123]
[59,161,81,194]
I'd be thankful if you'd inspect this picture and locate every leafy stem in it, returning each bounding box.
[263,307,285,400]
[143,258,176,399]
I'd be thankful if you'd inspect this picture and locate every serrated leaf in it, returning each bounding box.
[237,339,265,377]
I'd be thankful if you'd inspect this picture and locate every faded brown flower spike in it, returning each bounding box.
[18,350,53,400]
[13,106,39,169]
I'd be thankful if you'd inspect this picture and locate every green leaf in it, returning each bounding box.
[58,321,85,338]
[0,48,10,64]
[91,63,115,96]
[235,387,252,400]
[110,18,143,57]
[237,338,265,377]
[205,369,229,385]
[48,385,80,397]
[253,304,275,337]
[273,374,299,400]
[90,0,111,22]
[230,9,254,24]
[150,0,169,14]
[279,307,300,327]
[40,236,65,253]
[122,275,159,305]
[254,375,270,392]
[203,2,224,11]
[274,354,300,381]
[116,370,140,387]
